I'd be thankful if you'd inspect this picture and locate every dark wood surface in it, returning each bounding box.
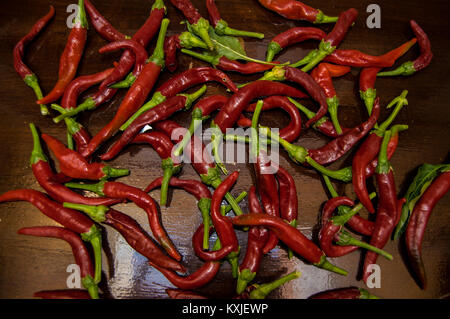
[0,0,449,299]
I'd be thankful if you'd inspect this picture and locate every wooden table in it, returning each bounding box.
[0,0,449,299]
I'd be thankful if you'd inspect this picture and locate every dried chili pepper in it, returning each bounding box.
[100,86,205,161]
[0,189,103,284]
[257,0,337,24]
[206,0,264,39]
[290,8,358,71]
[18,226,99,299]
[231,213,347,275]
[38,0,88,105]
[378,21,432,77]
[29,123,121,207]
[121,67,238,130]
[63,203,185,272]
[13,5,55,115]
[405,170,450,289]
[41,133,129,180]
[85,0,126,42]
[352,91,408,213]
[64,180,181,261]
[164,32,208,72]
[309,287,379,299]
[362,131,398,283]
[34,289,92,299]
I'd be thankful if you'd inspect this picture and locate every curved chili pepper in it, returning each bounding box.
[290,8,358,71]
[165,289,208,299]
[34,289,92,299]
[85,0,126,42]
[13,5,55,116]
[63,203,185,273]
[41,133,129,180]
[100,86,205,161]
[64,180,181,261]
[362,131,398,284]
[214,80,307,132]
[206,0,264,39]
[29,124,121,206]
[121,67,238,131]
[0,189,102,284]
[309,287,379,299]
[169,0,214,50]
[257,0,337,24]
[38,0,88,105]
[266,27,326,62]
[378,21,432,77]
[164,32,208,72]
[405,170,450,289]
[18,226,99,299]
[231,213,347,275]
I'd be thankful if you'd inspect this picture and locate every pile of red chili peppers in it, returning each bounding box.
[4,0,446,300]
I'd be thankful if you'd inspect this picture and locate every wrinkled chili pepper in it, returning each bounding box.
[405,170,450,289]
[164,32,208,72]
[121,67,238,131]
[231,213,347,275]
[38,0,88,105]
[290,8,358,71]
[41,133,129,180]
[353,91,408,213]
[206,0,264,39]
[85,0,126,42]
[257,0,337,24]
[169,0,214,50]
[64,180,181,261]
[29,123,121,207]
[309,287,379,299]
[34,289,92,299]
[13,5,55,115]
[0,189,103,284]
[100,86,205,161]
[18,226,99,299]
[362,131,398,284]
[79,19,170,157]
[63,203,185,273]
[378,21,433,77]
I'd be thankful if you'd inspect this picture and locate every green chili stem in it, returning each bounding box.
[52,98,96,123]
[377,61,416,77]
[288,97,316,120]
[249,271,301,299]
[221,191,247,215]
[306,157,352,182]
[377,90,408,133]
[148,18,170,66]
[24,74,49,116]
[327,96,342,135]
[29,123,47,165]
[376,131,392,174]
[109,73,136,89]
[64,181,105,196]
[216,20,265,39]
[181,48,217,65]
[198,198,211,250]
[336,230,393,260]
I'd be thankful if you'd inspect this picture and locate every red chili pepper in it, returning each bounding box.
[63,203,185,273]
[64,180,181,261]
[0,189,103,283]
[266,27,326,62]
[206,0,264,39]
[41,133,129,181]
[163,32,208,72]
[100,86,205,161]
[29,124,121,207]
[362,131,398,284]
[13,5,55,116]
[231,213,347,275]
[378,21,432,77]
[85,0,126,42]
[257,0,338,24]
[18,226,99,299]
[309,287,379,299]
[214,80,307,132]
[405,171,450,289]
[165,289,208,299]
[38,0,88,105]
[33,289,92,299]
[275,166,298,231]
[80,19,170,157]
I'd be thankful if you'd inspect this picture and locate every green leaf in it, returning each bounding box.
[208,27,247,60]
[394,163,450,239]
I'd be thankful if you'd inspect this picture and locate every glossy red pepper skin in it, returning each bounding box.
[307,98,380,165]
[132,131,177,162]
[216,58,277,74]
[275,166,298,225]
[214,80,307,132]
[257,0,326,22]
[309,287,377,299]
[405,171,450,289]
[18,226,94,281]
[85,0,126,42]
[34,290,92,299]
[311,63,351,98]
[346,214,375,236]
[145,176,212,201]
[269,27,326,53]
[13,6,55,80]
[194,95,228,117]
[164,35,181,72]
[100,95,190,161]
[170,0,202,24]
[38,2,88,105]
[324,8,358,47]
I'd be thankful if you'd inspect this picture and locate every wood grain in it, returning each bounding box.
[0,0,449,299]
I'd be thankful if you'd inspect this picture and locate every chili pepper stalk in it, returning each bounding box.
[249,271,301,299]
